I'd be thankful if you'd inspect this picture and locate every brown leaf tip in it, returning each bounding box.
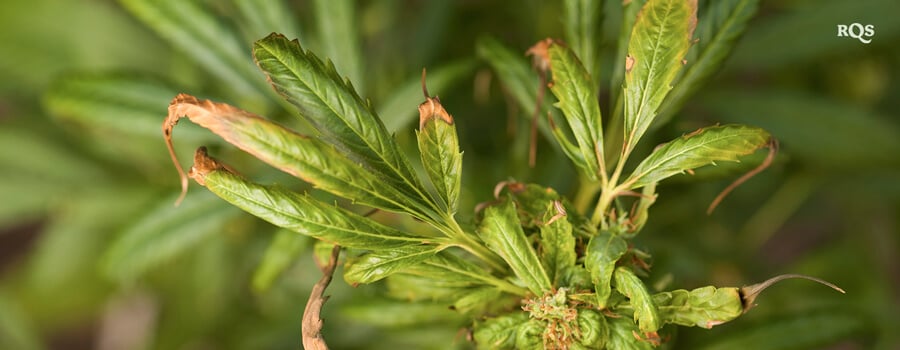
[526,38,558,72]
[188,146,225,186]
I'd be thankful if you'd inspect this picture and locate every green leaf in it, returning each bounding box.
[653,286,743,328]
[577,309,608,348]
[0,293,41,350]
[417,99,462,214]
[341,299,463,328]
[655,0,760,126]
[475,37,556,140]
[623,0,698,153]
[312,0,364,92]
[168,95,434,217]
[452,287,503,315]
[253,34,432,214]
[609,0,647,114]
[547,42,605,180]
[538,202,576,287]
[585,231,628,308]
[515,319,545,349]
[607,316,655,350]
[701,90,900,169]
[614,266,661,333]
[232,0,303,42]
[698,311,869,350]
[102,191,240,282]
[478,199,552,295]
[563,0,602,79]
[344,244,442,284]
[378,60,475,132]
[251,229,311,293]
[473,312,530,350]
[118,0,267,100]
[199,170,429,249]
[625,124,770,189]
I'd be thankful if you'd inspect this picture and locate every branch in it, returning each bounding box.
[302,245,341,350]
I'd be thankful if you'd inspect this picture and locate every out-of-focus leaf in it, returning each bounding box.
[726,0,900,71]
[607,316,654,350]
[378,60,474,132]
[614,266,661,333]
[341,299,463,328]
[417,97,462,214]
[653,286,742,328]
[656,0,760,126]
[701,90,900,169]
[102,191,240,281]
[44,73,212,141]
[198,170,430,249]
[538,201,576,287]
[0,293,41,350]
[478,199,551,295]
[608,0,647,114]
[548,42,605,179]
[167,95,435,218]
[698,311,869,350]
[622,0,697,153]
[473,311,529,350]
[251,228,311,293]
[312,0,364,92]
[475,37,556,140]
[118,0,268,100]
[452,287,503,315]
[563,0,602,79]
[515,319,544,349]
[0,128,104,184]
[624,124,770,189]
[344,244,441,284]
[232,0,302,43]
[253,34,433,215]
[312,240,337,268]
[585,231,627,308]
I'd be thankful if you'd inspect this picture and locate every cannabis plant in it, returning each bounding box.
[160,0,843,348]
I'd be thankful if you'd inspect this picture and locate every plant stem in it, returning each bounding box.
[444,216,506,272]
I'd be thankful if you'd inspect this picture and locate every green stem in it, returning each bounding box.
[443,216,506,272]
[574,175,602,214]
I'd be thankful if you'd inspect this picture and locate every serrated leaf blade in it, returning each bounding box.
[626,124,770,189]
[478,199,552,295]
[343,244,441,284]
[585,231,628,308]
[623,0,697,152]
[614,266,661,333]
[417,99,462,214]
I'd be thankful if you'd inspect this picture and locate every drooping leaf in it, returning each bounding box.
[194,168,430,249]
[614,266,661,333]
[478,198,552,295]
[102,191,240,282]
[653,286,743,328]
[655,0,760,126]
[416,96,462,214]
[625,124,770,189]
[165,95,436,218]
[253,34,429,215]
[698,311,869,350]
[473,312,530,350]
[585,231,628,308]
[312,0,364,92]
[343,244,442,284]
[251,228,311,293]
[547,42,605,180]
[607,316,655,350]
[538,201,576,287]
[378,60,475,132]
[341,299,464,328]
[563,0,602,79]
[118,0,268,99]
[622,0,698,153]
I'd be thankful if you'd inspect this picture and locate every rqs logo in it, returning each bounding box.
[837,23,875,44]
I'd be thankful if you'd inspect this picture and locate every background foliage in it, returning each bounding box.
[0,0,898,349]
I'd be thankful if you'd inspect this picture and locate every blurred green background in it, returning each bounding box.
[1,0,898,349]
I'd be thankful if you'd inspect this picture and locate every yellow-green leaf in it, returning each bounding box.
[478,199,552,295]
